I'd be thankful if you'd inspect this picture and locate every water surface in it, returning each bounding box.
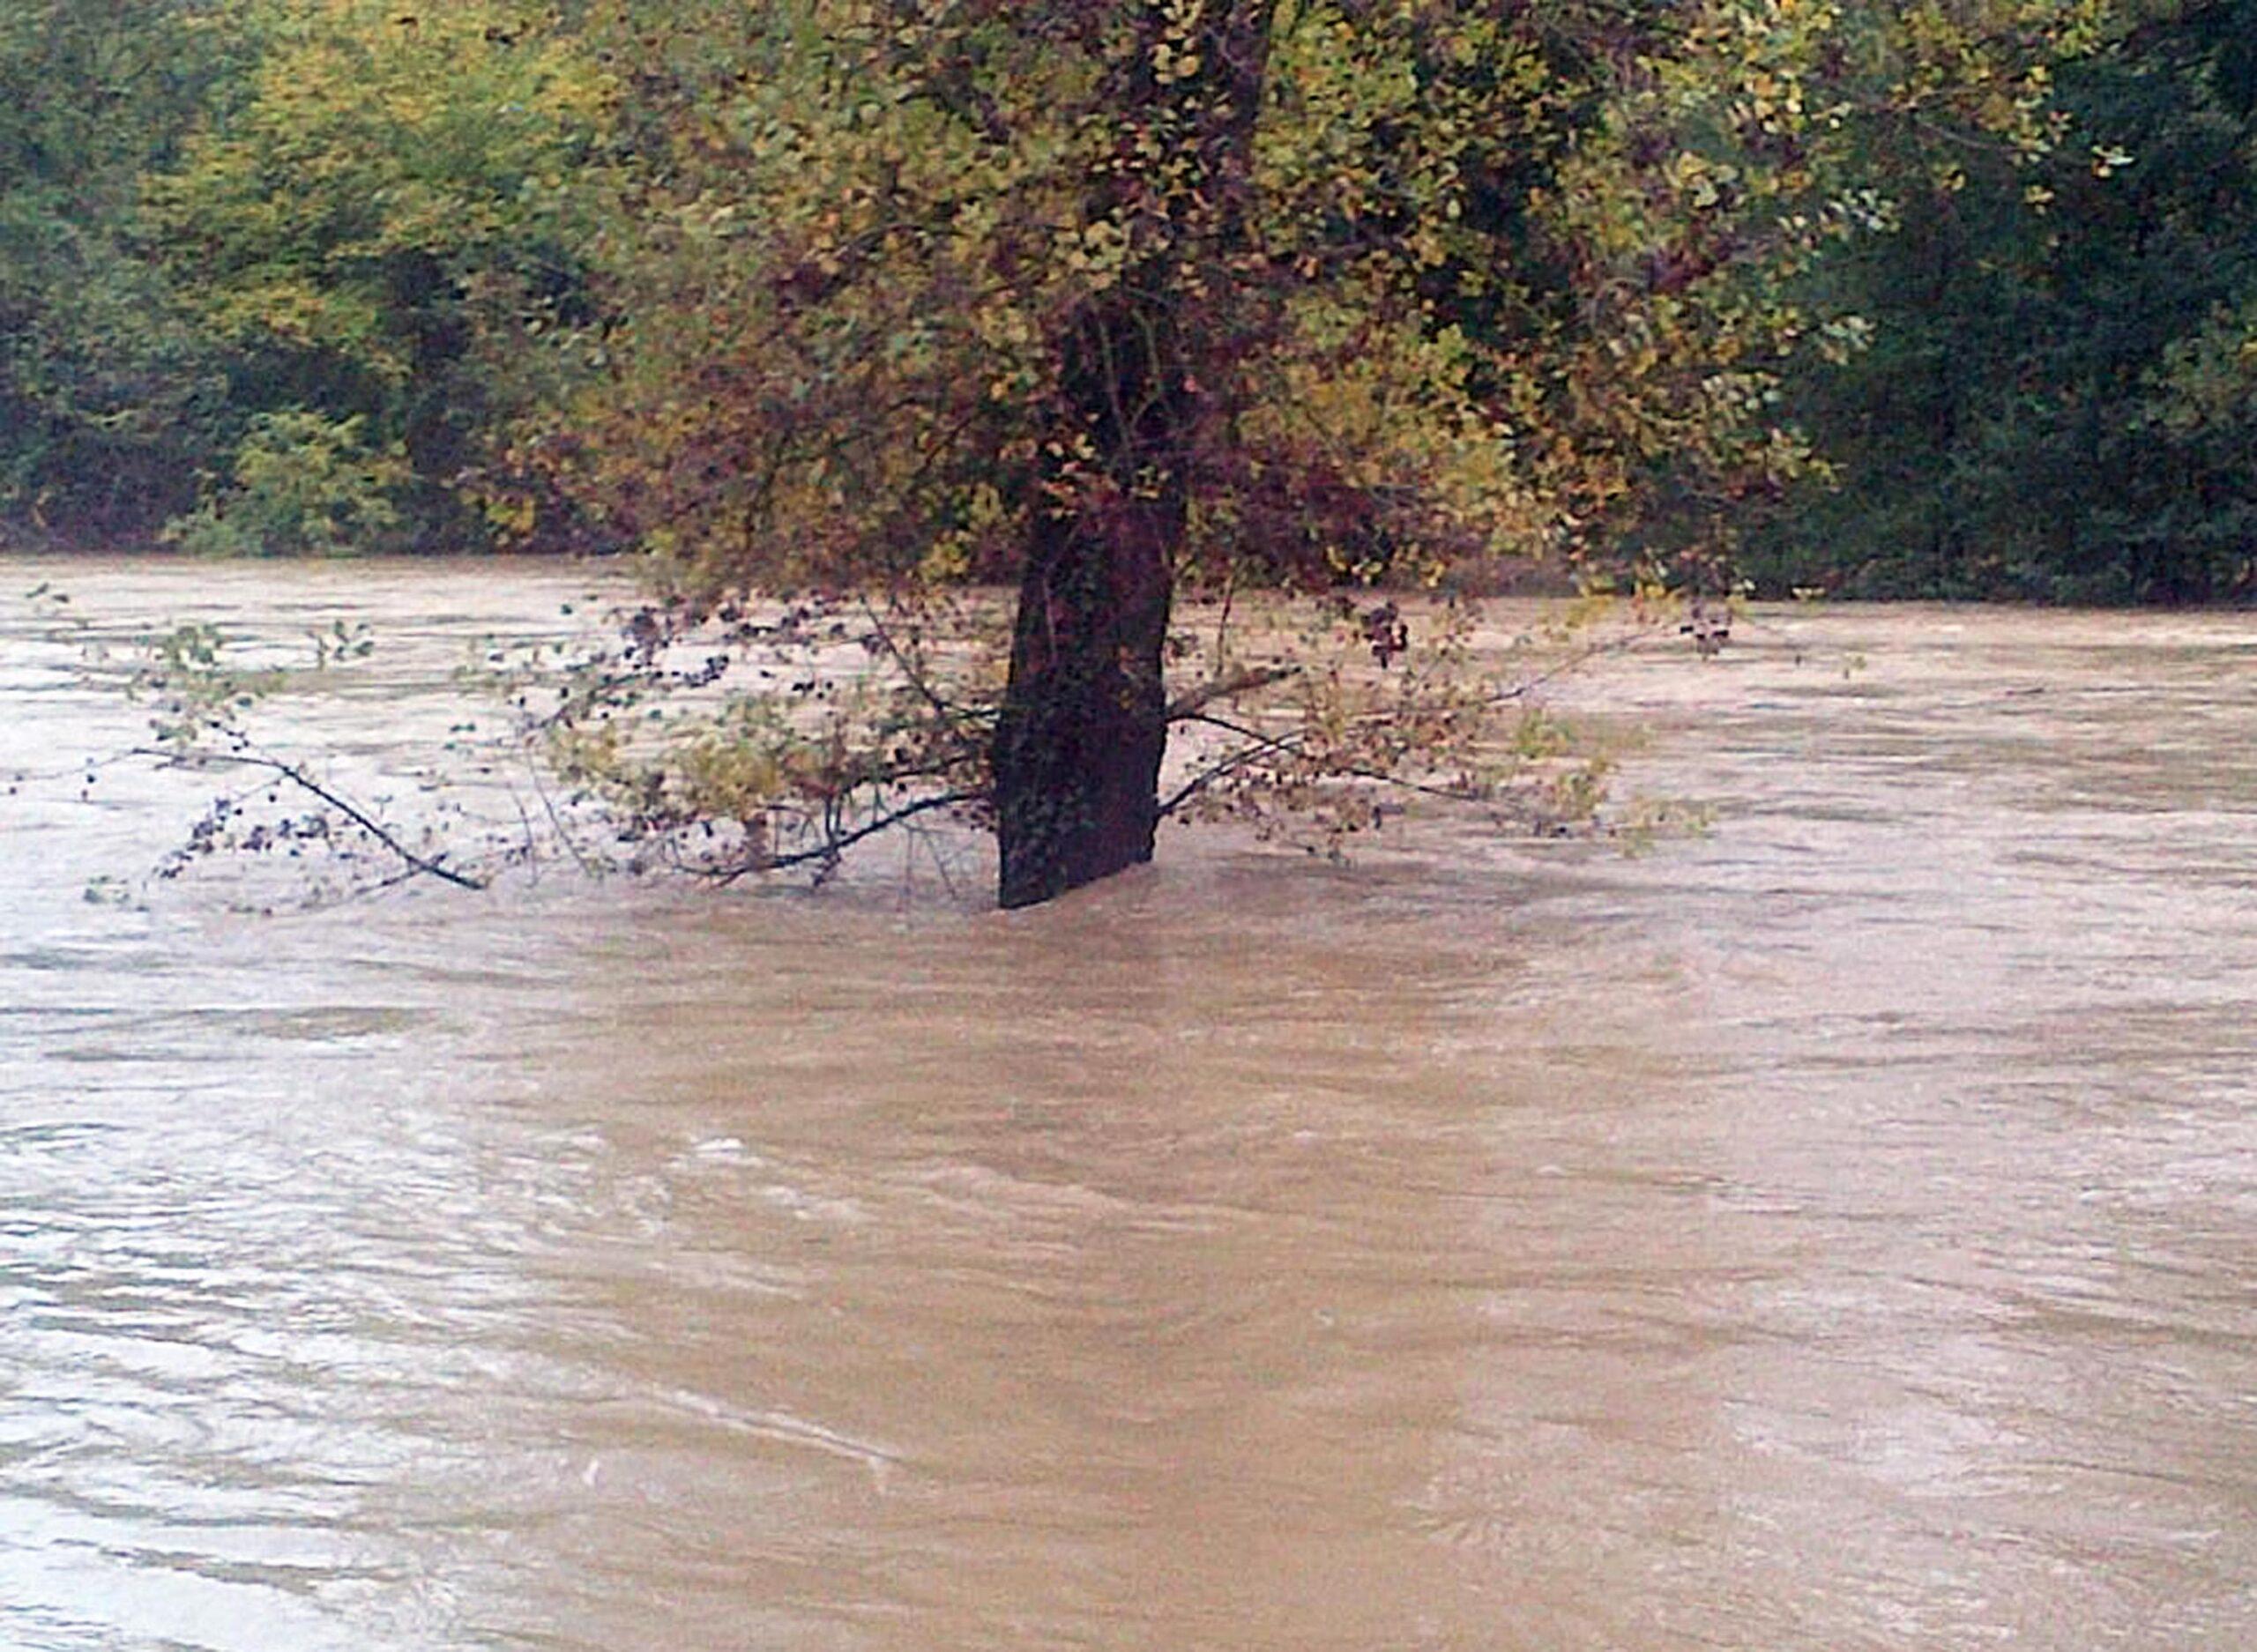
[3,560,2253,1649]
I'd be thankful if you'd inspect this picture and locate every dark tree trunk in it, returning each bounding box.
[988,1,1276,909]
[992,298,1183,910]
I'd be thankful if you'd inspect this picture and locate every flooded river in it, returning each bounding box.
[3,557,2253,1650]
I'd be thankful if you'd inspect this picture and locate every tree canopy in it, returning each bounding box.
[519,0,2122,902]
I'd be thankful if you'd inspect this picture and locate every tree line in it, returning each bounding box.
[1741,0,2257,602]
[6,1,2245,604]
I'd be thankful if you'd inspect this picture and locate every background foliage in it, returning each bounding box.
[1,0,2245,600]
[1741,0,2256,600]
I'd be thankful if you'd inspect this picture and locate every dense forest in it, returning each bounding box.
[1,0,2250,603]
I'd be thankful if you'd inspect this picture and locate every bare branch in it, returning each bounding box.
[705,789,980,883]
[1156,714,1306,817]
[131,746,488,891]
[1164,662,1298,720]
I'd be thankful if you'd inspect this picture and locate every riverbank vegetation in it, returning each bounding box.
[1740,0,2257,603]
[10,2,2245,601]
[10,1,2249,903]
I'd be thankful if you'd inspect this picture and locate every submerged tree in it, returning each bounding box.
[495,0,2102,906]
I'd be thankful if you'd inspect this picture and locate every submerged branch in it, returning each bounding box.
[1165,663,1300,721]
[1155,622,1659,822]
[131,745,488,891]
[705,788,980,883]
[1156,713,1307,818]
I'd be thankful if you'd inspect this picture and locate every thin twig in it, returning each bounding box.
[1155,623,1655,819]
[1165,662,1299,720]
[131,746,488,891]
[858,594,966,725]
[704,789,980,883]
[524,748,602,878]
[1157,716,1307,817]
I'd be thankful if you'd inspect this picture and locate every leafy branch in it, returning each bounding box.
[130,740,487,891]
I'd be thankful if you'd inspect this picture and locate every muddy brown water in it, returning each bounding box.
[3,557,2253,1650]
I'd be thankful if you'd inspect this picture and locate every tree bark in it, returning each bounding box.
[989,1,1275,909]
[992,297,1183,909]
